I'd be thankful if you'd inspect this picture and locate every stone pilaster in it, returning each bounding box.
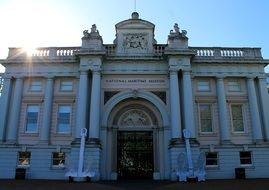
[247,77,263,143]
[7,77,24,143]
[257,76,269,141]
[216,77,230,143]
[182,70,195,138]
[40,76,54,144]
[89,67,101,140]
[169,66,182,139]
[75,70,89,139]
[0,77,12,141]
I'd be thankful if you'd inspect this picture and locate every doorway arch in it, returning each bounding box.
[100,90,170,180]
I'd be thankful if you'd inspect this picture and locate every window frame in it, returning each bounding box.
[230,104,246,133]
[197,80,210,92]
[56,104,72,134]
[52,152,65,168]
[29,80,42,92]
[227,79,241,92]
[60,80,73,92]
[25,104,40,133]
[239,151,252,166]
[17,151,31,167]
[205,152,219,167]
[198,103,214,134]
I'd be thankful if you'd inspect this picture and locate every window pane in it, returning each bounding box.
[197,81,210,91]
[228,81,241,91]
[240,151,252,165]
[52,152,65,166]
[18,152,31,166]
[60,81,73,91]
[199,104,213,132]
[57,105,71,133]
[231,105,244,132]
[206,152,218,166]
[26,105,39,132]
[30,81,42,91]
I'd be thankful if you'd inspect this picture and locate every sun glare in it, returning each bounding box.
[23,46,37,56]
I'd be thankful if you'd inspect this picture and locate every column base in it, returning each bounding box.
[169,138,183,147]
[71,138,82,145]
[87,138,101,145]
[220,140,232,145]
[39,140,49,145]
[189,138,199,144]
[253,139,264,144]
[5,140,16,145]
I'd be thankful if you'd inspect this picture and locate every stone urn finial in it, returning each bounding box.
[131,12,139,19]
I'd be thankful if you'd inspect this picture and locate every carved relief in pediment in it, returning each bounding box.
[123,33,148,51]
[118,109,151,126]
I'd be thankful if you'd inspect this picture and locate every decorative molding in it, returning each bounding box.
[118,109,151,127]
[123,33,148,50]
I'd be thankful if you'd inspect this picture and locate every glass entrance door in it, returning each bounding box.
[117,131,153,179]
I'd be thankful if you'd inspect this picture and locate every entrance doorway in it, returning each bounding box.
[117,131,153,179]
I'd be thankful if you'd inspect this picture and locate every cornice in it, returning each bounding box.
[191,58,267,64]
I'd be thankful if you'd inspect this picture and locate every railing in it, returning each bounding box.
[7,46,262,60]
[190,47,262,59]
[104,44,166,56]
[8,47,81,59]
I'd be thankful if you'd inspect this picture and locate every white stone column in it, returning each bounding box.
[40,77,54,143]
[216,77,230,142]
[0,77,12,141]
[75,70,89,139]
[89,68,101,140]
[257,77,269,141]
[182,71,195,138]
[169,68,182,139]
[7,77,24,143]
[247,77,263,142]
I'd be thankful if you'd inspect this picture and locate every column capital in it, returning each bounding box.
[169,65,180,73]
[1,75,12,80]
[90,65,101,73]
[182,69,192,74]
[79,69,89,75]
[246,76,255,80]
[14,76,24,80]
[216,75,226,80]
[45,75,55,80]
[257,76,267,80]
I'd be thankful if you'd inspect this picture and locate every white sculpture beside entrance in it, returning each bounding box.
[176,129,206,182]
[65,128,95,182]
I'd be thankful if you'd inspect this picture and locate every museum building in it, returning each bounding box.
[1,12,269,180]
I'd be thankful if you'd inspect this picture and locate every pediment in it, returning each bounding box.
[116,19,155,31]
[114,12,156,56]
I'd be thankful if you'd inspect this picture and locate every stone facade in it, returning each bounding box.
[1,12,269,180]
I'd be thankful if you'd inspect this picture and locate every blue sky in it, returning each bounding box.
[0,0,268,71]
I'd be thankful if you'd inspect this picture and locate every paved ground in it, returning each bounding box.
[0,179,269,190]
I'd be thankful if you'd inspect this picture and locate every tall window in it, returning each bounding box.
[30,81,42,91]
[227,80,241,92]
[206,152,218,167]
[52,152,65,167]
[25,105,39,133]
[240,151,252,165]
[18,152,31,166]
[199,104,213,133]
[60,81,73,91]
[57,105,71,133]
[231,104,244,132]
[197,80,210,91]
